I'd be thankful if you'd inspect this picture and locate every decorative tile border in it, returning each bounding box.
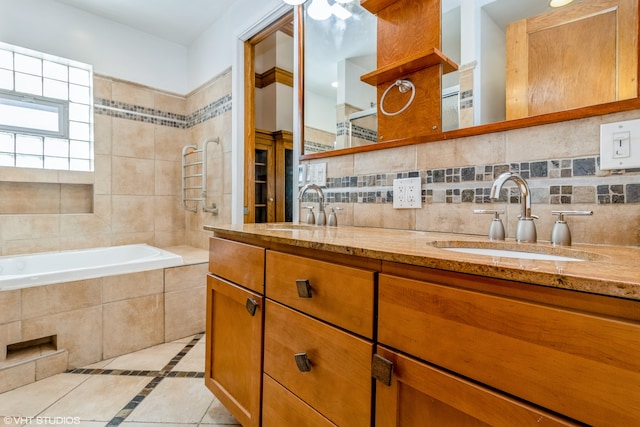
[67,333,205,426]
[301,157,640,205]
[94,94,232,129]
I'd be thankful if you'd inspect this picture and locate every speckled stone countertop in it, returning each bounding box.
[204,223,640,301]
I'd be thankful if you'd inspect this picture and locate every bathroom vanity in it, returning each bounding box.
[204,224,640,427]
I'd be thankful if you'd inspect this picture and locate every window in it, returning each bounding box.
[0,42,93,171]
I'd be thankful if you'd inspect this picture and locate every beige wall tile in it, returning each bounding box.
[154,196,184,233]
[0,321,22,361]
[112,81,155,109]
[111,156,155,196]
[155,125,186,161]
[93,154,111,196]
[22,306,103,368]
[154,92,186,116]
[112,119,155,159]
[155,159,181,196]
[102,270,163,303]
[35,350,69,380]
[111,195,156,233]
[354,145,417,175]
[103,294,164,359]
[0,361,35,393]
[0,290,21,324]
[0,183,61,214]
[0,215,60,241]
[93,75,112,100]
[21,279,102,320]
[93,114,112,156]
[60,184,93,214]
[164,263,207,292]
[1,238,61,257]
[164,286,205,342]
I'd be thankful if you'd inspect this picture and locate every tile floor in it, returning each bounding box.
[0,334,240,427]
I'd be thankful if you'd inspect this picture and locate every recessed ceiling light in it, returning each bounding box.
[549,0,574,7]
[331,81,338,88]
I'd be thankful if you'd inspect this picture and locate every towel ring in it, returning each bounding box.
[380,79,415,116]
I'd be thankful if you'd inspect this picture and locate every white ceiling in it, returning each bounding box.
[52,0,237,46]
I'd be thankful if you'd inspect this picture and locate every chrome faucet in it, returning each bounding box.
[298,183,326,225]
[490,172,537,243]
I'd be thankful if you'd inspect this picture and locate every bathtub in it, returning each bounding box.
[0,244,183,290]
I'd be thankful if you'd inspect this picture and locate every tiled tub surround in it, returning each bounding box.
[0,70,233,258]
[0,246,208,394]
[301,111,640,247]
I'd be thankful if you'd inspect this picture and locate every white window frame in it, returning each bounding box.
[0,90,69,138]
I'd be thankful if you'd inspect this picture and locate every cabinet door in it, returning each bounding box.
[264,300,373,427]
[374,346,579,427]
[205,274,263,427]
[378,273,640,426]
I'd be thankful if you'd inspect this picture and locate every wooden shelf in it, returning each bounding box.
[360,0,397,15]
[361,47,458,86]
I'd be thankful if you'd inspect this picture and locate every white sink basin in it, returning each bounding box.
[431,241,606,262]
[440,247,585,262]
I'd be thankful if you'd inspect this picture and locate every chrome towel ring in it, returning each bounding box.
[380,79,415,116]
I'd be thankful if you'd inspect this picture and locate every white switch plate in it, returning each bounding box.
[600,119,640,170]
[393,177,422,209]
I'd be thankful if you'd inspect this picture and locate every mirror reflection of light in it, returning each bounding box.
[549,0,574,6]
[283,0,306,5]
[331,81,338,88]
[308,0,333,20]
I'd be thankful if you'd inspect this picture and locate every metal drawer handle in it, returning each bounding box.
[296,279,313,298]
[372,354,393,386]
[245,298,259,316]
[294,352,312,372]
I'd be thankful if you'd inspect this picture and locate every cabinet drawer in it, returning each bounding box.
[374,346,579,427]
[264,300,372,427]
[262,374,336,427]
[266,251,375,338]
[378,273,640,426]
[209,237,265,293]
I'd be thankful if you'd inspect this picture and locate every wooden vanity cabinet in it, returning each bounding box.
[205,237,265,427]
[376,266,640,427]
[263,250,377,427]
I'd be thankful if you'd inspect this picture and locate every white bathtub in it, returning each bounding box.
[0,244,183,290]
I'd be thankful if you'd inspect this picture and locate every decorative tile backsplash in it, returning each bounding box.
[302,156,640,206]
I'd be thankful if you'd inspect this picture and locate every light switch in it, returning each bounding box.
[600,119,640,170]
[613,132,630,158]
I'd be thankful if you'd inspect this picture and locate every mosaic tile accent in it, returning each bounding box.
[336,121,378,142]
[301,156,640,205]
[94,94,232,129]
[67,333,205,427]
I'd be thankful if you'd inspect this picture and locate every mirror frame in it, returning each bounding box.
[297,4,640,161]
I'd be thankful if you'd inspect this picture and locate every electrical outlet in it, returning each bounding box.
[393,177,422,209]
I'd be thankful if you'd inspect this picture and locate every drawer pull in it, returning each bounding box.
[294,352,312,372]
[372,354,393,386]
[245,297,259,316]
[296,279,313,298]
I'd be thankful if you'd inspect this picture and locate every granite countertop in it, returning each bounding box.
[204,223,640,301]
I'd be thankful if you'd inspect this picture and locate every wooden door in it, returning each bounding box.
[506,0,638,119]
[205,275,263,427]
[374,346,580,427]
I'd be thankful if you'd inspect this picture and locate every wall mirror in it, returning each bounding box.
[299,0,639,158]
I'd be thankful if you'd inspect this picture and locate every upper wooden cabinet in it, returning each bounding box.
[506,0,638,119]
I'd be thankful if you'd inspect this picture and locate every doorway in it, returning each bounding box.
[244,12,294,223]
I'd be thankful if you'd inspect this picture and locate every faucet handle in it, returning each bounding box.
[303,206,315,225]
[552,210,593,221]
[550,210,592,247]
[327,206,343,227]
[474,209,505,240]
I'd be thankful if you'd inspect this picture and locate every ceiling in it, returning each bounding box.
[52,0,237,46]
